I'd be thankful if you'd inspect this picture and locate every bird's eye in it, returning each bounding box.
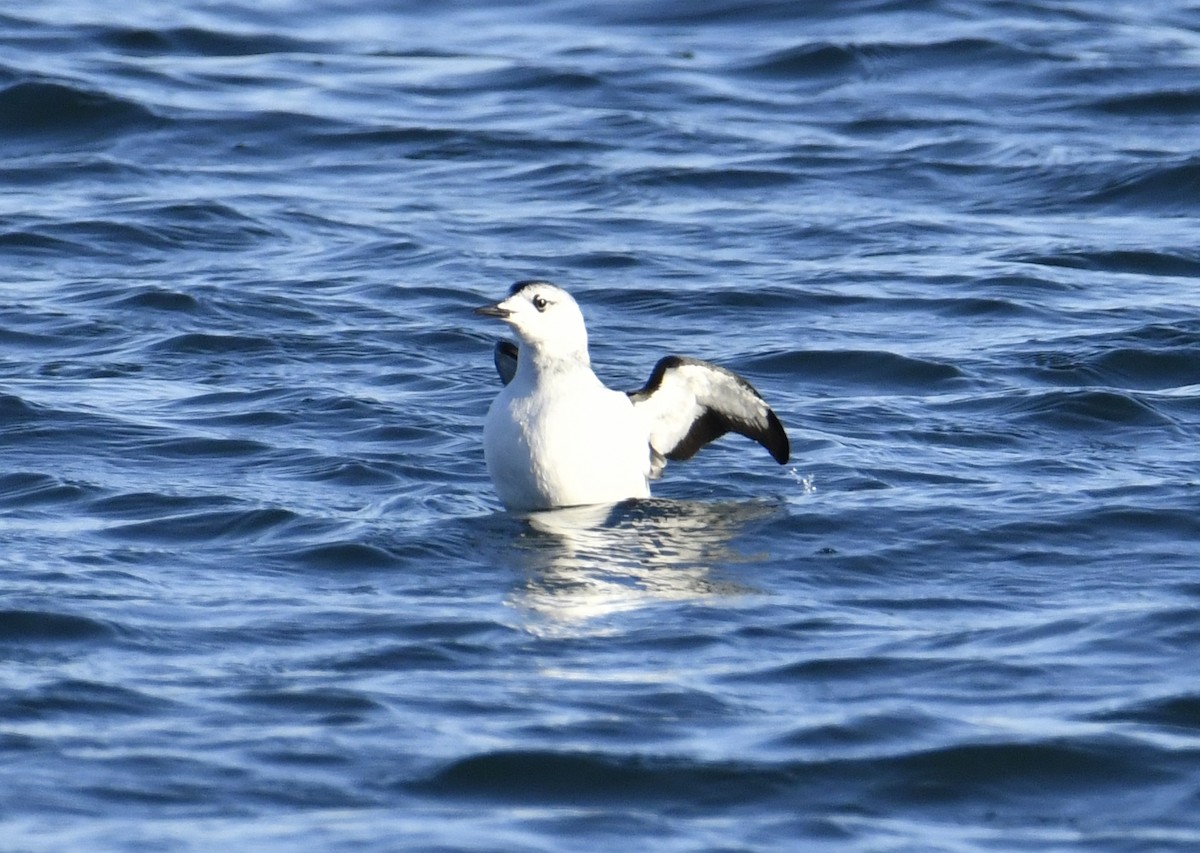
[532,295,548,312]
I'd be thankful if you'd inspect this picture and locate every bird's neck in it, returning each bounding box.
[515,345,592,386]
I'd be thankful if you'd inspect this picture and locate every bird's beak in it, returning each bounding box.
[474,303,512,319]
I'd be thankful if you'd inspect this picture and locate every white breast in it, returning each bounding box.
[483,371,651,511]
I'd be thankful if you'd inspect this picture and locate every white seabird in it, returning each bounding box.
[475,280,790,512]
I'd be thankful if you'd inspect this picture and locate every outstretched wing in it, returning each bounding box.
[492,340,518,386]
[627,356,789,466]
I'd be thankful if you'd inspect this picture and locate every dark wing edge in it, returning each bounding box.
[664,408,730,462]
[761,408,790,464]
[628,355,790,466]
[667,395,789,465]
[493,340,518,386]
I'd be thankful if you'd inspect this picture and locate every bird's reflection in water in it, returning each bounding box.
[505,498,783,629]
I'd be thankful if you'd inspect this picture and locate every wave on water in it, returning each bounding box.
[96,25,324,57]
[0,80,162,142]
[3,1,1200,850]
[417,732,1191,828]
[0,610,117,643]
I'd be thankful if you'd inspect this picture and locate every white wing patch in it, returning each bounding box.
[627,356,789,468]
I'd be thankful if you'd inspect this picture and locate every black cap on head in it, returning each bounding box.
[509,279,555,297]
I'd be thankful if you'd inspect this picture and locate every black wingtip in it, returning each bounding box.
[765,409,790,464]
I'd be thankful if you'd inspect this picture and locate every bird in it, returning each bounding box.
[475,280,789,512]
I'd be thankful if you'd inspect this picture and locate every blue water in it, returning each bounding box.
[3,1,1200,849]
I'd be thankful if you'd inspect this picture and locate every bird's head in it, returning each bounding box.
[475,280,589,365]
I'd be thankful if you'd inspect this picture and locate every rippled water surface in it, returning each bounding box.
[3,1,1200,850]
